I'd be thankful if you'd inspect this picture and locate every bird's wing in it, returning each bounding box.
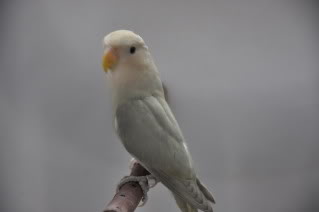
[115,96,212,211]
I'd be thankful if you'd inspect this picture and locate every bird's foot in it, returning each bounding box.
[145,174,158,188]
[129,158,158,188]
[116,175,159,207]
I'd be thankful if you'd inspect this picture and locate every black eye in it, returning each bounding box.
[130,46,136,54]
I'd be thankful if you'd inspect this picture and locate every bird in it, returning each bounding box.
[102,30,215,212]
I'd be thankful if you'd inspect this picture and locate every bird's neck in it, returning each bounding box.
[110,63,164,110]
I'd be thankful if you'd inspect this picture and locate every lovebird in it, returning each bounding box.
[102,30,215,212]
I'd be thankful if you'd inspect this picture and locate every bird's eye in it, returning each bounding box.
[130,46,136,54]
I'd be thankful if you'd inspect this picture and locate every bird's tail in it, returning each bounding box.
[173,194,198,212]
[196,178,215,204]
[173,178,215,212]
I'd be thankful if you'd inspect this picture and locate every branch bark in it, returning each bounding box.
[103,163,150,212]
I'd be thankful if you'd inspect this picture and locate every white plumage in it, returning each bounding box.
[102,30,215,212]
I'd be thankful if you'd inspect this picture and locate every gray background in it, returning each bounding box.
[1,0,318,212]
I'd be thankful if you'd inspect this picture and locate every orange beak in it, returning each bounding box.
[102,47,118,72]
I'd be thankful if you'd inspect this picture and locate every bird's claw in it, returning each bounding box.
[116,174,158,207]
[146,174,158,188]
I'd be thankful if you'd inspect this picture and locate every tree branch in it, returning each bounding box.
[103,163,150,212]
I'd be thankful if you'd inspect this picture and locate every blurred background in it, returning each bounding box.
[1,0,318,212]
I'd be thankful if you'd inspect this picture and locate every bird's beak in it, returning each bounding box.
[102,47,118,72]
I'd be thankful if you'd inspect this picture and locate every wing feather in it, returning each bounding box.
[115,96,212,211]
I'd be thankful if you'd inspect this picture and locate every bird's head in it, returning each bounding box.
[102,30,150,73]
[102,30,163,106]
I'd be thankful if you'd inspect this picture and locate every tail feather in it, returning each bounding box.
[172,178,214,212]
[196,178,215,204]
[174,194,198,212]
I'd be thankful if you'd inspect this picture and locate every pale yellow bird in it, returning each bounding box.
[102,30,215,212]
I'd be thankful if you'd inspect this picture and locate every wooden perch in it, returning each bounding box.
[104,163,150,212]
